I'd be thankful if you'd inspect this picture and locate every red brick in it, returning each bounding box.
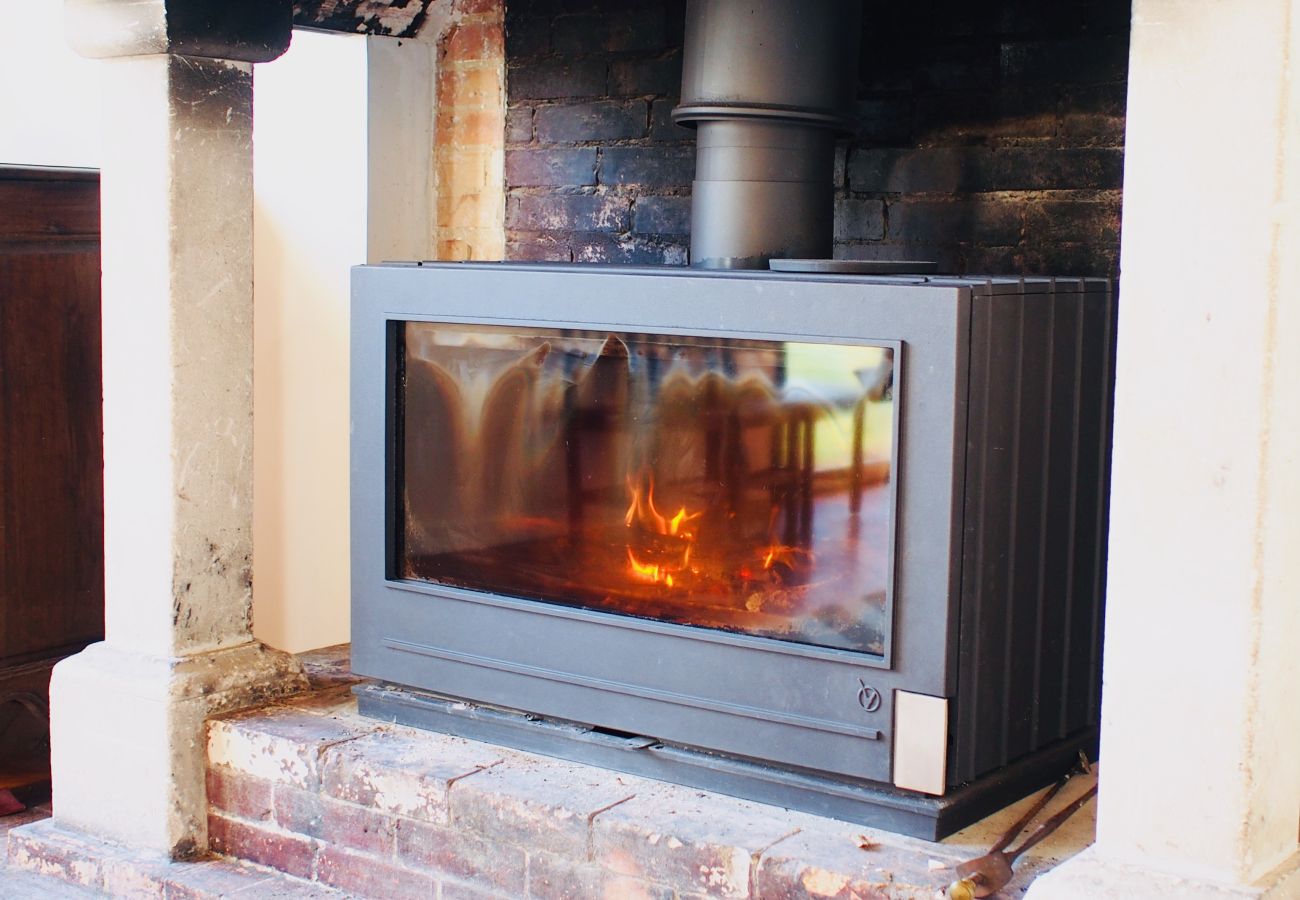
[207,768,273,822]
[5,819,111,889]
[100,857,168,898]
[590,784,801,899]
[437,239,474,261]
[270,782,396,858]
[207,708,375,791]
[438,107,506,147]
[320,729,500,824]
[439,65,503,111]
[394,817,525,895]
[442,879,516,899]
[207,814,316,881]
[154,858,275,900]
[449,761,636,857]
[444,22,505,64]
[753,825,966,900]
[271,784,323,835]
[316,845,437,897]
[318,797,396,857]
[527,851,673,900]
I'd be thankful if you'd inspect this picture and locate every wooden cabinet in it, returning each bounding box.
[0,167,104,800]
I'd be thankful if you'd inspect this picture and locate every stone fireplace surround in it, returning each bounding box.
[7,0,1299,898]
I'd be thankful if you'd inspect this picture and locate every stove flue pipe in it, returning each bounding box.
[673,0,863,269]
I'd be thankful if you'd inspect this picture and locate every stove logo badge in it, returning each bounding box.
[856,679,882,713]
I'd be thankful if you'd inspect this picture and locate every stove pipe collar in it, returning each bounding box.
[673,0,864,269]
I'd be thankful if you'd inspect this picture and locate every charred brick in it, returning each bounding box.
[507,193,631,233]
[572,234,688,265]
[1001,36,1130,86]
[552,8,668,55]
[506,148,598,187]
[504,15,549,58]
[509,60,606,101]
[610,53,683,97]
[535,100,647,143]
[632,196,690,236]
[852,98,914,144]
[889,198,1023,246]
[848,147,1124,193]
[649,99,692,142]
[600,146,694,188]
[834,197,885,242]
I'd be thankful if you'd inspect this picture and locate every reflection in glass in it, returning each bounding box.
[398,323,895,655]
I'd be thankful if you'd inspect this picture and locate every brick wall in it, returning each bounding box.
[504,0,691,264]
[502,0,1129,276]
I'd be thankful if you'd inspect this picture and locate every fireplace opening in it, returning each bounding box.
[398,323,896,654]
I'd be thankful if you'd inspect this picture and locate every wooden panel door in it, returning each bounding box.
[0,167,104,800]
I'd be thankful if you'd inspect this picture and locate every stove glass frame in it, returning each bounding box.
[351,263,971,785]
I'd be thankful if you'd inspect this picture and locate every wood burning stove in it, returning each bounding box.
[350,262,1115,838]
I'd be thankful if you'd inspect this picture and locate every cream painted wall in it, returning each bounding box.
[0,1,102,167]
[1030,1,1300,895]
[252,31,435,652]
[250,30,369,653]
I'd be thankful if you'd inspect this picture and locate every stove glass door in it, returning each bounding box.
[397,322,896,656]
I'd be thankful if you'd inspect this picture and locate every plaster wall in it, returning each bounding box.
[252,31,435,653]
[250,29,369,654]
[0,0,103,168]
[1082,0,1300,887]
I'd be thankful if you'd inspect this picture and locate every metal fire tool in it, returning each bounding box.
[945,756,1097,899]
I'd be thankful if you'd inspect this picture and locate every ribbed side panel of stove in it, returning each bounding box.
[950,279,1118,786]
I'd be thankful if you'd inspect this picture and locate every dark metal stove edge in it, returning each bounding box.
[355,682,1096,842]
[950,280,1116,786]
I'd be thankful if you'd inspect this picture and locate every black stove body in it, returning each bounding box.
[349,262,1115,838]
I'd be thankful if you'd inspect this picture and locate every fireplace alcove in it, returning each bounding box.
[349,261,1115,839]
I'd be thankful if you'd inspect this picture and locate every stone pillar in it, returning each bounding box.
[1028,1,1300,897]
[50,0,306,858]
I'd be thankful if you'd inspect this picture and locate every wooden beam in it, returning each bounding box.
[292,0,435,38]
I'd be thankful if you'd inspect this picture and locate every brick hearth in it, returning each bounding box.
[5,646,1096,897]
[200,647,1094,899]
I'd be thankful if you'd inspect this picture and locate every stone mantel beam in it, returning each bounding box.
[65,0,293,62]
[292,0,438,38]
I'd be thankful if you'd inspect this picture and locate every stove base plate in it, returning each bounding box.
[355,682,1096,840]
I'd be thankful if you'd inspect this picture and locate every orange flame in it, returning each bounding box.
[760,544,810,570]
[624,471,699,588]
[626,548,674,587]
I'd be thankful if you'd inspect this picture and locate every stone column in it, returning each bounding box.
[50,0,307,857]
[1028,1,1300,897]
